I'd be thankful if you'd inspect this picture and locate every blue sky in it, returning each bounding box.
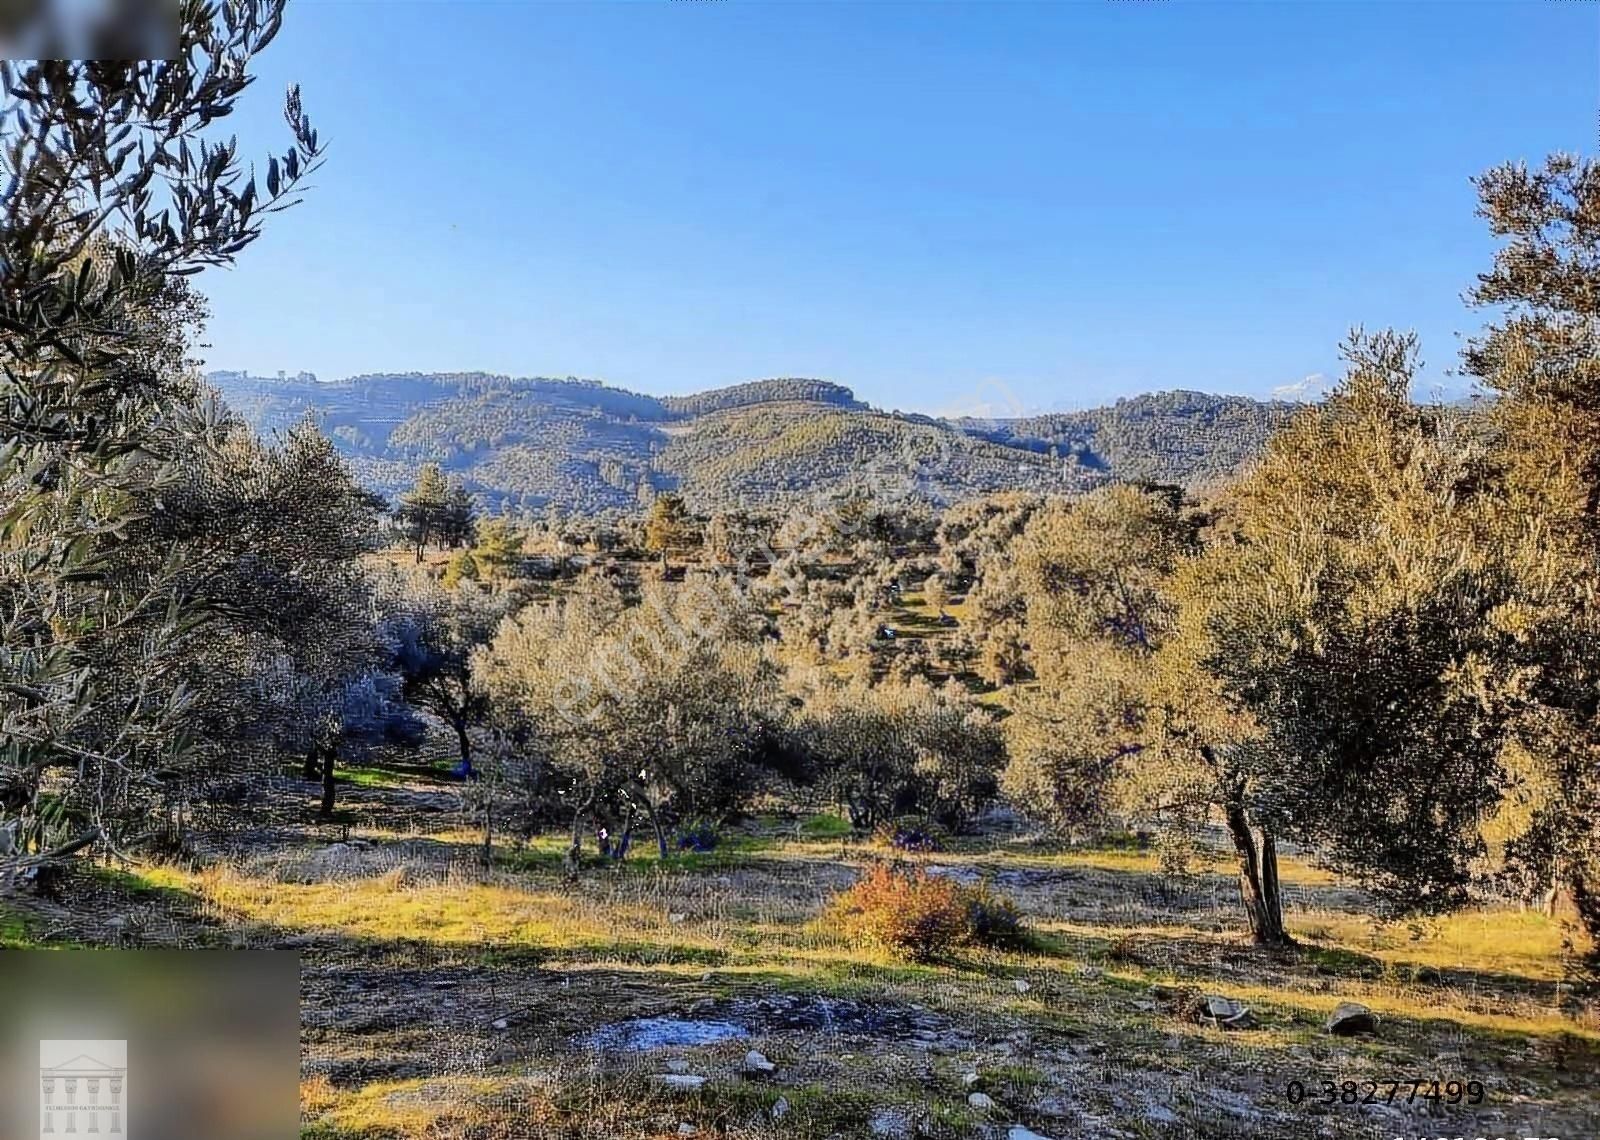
[198,1,1596,415]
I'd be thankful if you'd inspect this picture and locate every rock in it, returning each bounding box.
[1008,1128,1056,1140]
[1013,978,1032,994]
[1324,1001,1378,1036]
[743,1049,776,1075]
[1205,1088,1264,1122]
[677,1125,698,1137]
[771,1096,790,1120]
[1143,1101,1180,1125]
[1201,995,1258,1029]
[490,1018,509,1030]
[104,916,129,930]
[869,1108,912,1138]
[593,1000,761,1049]
[1133,1000,1157,1012]
[669,912,688,924]
[1032,1094,1075,1119]
[961,1072,983,1091]
[1077,965,1104,980]
[655,1075,706,1091]
[967,1092,997,1112]
[666,1059,691,1074]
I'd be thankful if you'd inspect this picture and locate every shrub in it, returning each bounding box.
[964,881,1026,949]
[872,815,947,853]
[675,819,720,853]
[1103,931,1141,964]
[831,864,968,961]
[830,863,1025,962]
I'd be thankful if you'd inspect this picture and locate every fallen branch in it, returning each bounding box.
[6,826,103,870]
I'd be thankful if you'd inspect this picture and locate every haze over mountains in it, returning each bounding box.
[207,371,1299,515]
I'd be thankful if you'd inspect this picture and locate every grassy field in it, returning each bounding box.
[4,765,1597,1140]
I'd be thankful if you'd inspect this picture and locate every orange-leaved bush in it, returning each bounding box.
[829,863,1024,962]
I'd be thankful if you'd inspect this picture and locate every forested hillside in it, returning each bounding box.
[658,377,864,417]
[209,371,1292,513]
[953,390,1301,485]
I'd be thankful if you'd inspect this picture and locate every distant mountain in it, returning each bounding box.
[207,371,1296,514]
[659,378,864,418]
[951,390,1301,486]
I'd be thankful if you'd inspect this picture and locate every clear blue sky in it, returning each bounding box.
[198,0,1596,415]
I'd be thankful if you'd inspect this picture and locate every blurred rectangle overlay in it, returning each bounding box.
[0,951,298,1140]
[0,0,177,60]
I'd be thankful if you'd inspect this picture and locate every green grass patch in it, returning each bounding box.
[88,865,192,903]
[799,812,854,839]
[0,906,33,948]
[341,756,456,787]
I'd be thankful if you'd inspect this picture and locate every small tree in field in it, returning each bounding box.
[476,575,783,862]
[399,463,450,562]
[297,671,425,820]
[439,481,478,550]
[1005,484,1202,855]
[382,574,512,779]
[469,516,524,584]
[644,493,699,572]
[797,674,1004,832]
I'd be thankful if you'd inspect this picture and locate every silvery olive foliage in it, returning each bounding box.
[1,1,337,878]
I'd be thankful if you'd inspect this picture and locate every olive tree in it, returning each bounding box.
[1,3,324,880]
[1007,341,1510,945]
[1464,154,1600,942]
[476,574,784,862]
[796,674,1005,832]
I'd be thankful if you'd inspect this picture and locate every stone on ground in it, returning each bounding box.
[869,1108,913,1137]
[742,1049,776,1075]
[1201,995,1258,1029]
[1008,1127,1056,1140]
[1324,1001,1379,1036]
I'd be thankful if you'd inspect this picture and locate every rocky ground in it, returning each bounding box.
[4,769,1598,1140]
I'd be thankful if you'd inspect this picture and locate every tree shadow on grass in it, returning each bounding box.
[1017,922,1585,1023]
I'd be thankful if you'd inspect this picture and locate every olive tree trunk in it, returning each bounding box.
[1223,795,1292,946]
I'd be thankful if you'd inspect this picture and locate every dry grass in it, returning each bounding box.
[13,791,1600,1140]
